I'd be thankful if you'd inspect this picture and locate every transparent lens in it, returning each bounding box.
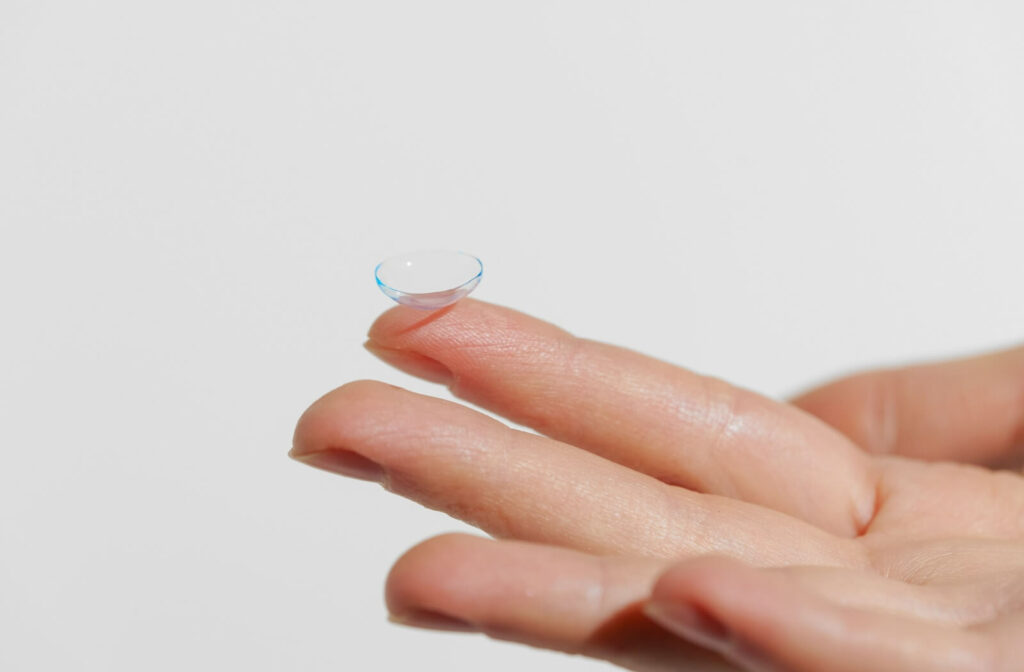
[375,250,483,310]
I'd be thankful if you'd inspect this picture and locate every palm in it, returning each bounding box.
[293,300,1024,671]
[766,457,1024,672]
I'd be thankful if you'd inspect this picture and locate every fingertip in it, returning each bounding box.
[646,558,792,671]
[647,557,789,642]
[649,556,747,607]
[363,341,454,385]
[290,379,403,458]
[385,533,492,617]
[641,600,732,653]
[366,304,418,341]
[367,299,559,354]
[366,299,469,344]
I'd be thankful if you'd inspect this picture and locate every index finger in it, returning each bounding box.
[366,299,877,537]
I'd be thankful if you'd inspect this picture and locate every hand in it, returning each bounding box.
[291,300,1024,671]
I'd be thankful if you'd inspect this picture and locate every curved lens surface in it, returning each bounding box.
[375,250,483,309]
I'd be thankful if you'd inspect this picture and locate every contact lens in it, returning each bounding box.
[374,250,483,310]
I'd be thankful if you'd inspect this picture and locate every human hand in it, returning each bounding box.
[291,300,1024,671]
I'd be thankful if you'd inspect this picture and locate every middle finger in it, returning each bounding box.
[291,381,853,566]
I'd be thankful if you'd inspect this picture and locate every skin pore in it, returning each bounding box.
[292,299,1024,672]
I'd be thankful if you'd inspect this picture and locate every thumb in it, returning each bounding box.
[643,557,992,672]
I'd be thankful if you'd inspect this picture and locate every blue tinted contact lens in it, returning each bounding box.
[374,250,483,310]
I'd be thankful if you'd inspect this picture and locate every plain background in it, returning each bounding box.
[2,2,1022,670]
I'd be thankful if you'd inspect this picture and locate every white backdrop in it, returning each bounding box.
[2,2,1022,670]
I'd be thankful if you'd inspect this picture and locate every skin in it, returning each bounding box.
[291,299,1024,671]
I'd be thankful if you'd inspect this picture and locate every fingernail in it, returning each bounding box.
[388,609,476,633]
[289,448,384,482]
[643,601,730,650]
[363,342,454,386]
